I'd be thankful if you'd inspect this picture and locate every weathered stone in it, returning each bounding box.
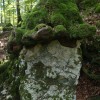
[19,40,82,100]
[33,26,53,42]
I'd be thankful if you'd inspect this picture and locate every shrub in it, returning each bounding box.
[3,23,13,32]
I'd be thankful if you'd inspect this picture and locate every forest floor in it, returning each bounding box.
[76,12,100,100]
[76,70,100,100]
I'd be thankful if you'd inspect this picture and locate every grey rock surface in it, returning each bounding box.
[19,40,82,100]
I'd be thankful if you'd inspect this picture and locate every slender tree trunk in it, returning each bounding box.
[8,0,11,23]
[13,4,15,25]
[16,0,22,27]
[1,7,3,23]
[3,0,6,23]
[30,0,32,10]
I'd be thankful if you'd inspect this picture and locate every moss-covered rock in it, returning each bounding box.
[69,23,96,39]
[24,8,48,29]
[22,36,37,48]
[23,0,83,29]
[50,13,67,26]
[54,25,69,38]
[33,26,53,42]
[21,0,95,40]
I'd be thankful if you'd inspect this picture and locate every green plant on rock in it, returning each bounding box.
[24,29,34,36]
[15,28,25,43]
[69,23,96,38]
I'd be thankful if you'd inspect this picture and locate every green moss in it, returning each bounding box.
[0,61,10,74]
[34,23,47,31]
[15,28,25,43]
[69,23,96,38]
[22,0,83,30]
[23,29,36,37]
[25,8,48,29]
[0,61,12,84]
[94,3,100,13]
[54,25,67,34]
[50,13,67,26]
[9,28,25,44]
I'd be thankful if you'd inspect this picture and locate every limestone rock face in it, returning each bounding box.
[19,40,82,100]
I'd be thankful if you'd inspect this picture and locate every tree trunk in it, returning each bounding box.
[3,0,6,23]
[16,0,22,27]
[8,0,11,23]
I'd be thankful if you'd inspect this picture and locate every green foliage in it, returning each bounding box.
[96,21,100,29]
[3,23,13,32]
[9,28,25,44]
[94,3,100,13]
[69,23,96,38]
[15,28,25,43]
[0,61,11,84]
[0,61,10,74]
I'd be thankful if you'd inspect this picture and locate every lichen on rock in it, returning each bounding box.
[19,40,82,100]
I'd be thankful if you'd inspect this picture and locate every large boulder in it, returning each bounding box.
[19,40,82,100]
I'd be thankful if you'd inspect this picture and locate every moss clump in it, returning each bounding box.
[50,13,67,26]
[94,3,100,13]
[15,28,25,43]
[69,24,96,38]
[24,8,48,29]
[54,25,67,33]
[23,0,83,29]
[23,29,36,37]
[34,23,47,31]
